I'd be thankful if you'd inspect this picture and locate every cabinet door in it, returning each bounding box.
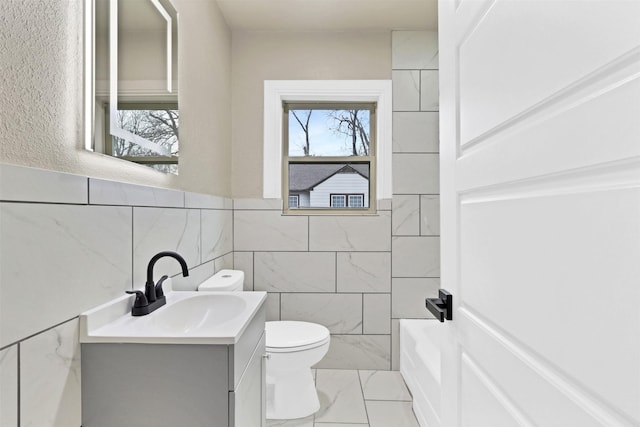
[229,333,265,427]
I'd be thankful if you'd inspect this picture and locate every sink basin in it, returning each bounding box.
[79,290,266,345]
[150,294,247,334]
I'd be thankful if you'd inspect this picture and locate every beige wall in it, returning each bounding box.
[0,0,232,197]
[175,0,232,196]
[231,31,392,198]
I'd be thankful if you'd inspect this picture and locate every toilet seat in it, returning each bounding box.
[266,321,330,353]
[266,335,330,353]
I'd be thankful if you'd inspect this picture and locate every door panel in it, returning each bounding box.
[439,1,640,425]
[461,355,534,427]
[461,189,640,419]
[458,72,640,191]
[460,315,612,427]
[458,0,640,145]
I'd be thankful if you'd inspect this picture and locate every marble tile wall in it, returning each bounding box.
[391,30,441,369]
[234,31,441,372]
[0,163,233,426]
[0,346,18,426]
[234,199,393,370]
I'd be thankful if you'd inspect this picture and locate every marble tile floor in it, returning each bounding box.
[267,369,419,427]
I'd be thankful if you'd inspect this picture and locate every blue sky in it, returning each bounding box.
[288,109,370,157]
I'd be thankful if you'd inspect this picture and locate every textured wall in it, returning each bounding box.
[0,0,84,169]
[0,0,233,196]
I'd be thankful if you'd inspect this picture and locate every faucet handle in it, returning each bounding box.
[126,290,149,308]
[155,275,169,299]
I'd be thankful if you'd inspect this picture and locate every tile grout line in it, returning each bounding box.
[418,194,422,237]
[361,293,365,335]
[307,215,310,252]
[335,252,338,293]
[357,370,371,426]
[1,316,79,351]
[389,191,395,370]
[419,68,423,111]
[199,209,203,265]
[308,369,420,426]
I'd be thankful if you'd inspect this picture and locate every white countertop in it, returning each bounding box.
[79,290,266,345]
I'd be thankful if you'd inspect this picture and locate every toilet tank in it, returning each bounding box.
[197,269,244,292]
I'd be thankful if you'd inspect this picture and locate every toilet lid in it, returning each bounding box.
[265,321,330,350]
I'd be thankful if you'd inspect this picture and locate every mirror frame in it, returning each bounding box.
[84,0,177,158]
[84,0,94,151]
[109,0,173,156]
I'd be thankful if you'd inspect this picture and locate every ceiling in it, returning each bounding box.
[215,0,438,32]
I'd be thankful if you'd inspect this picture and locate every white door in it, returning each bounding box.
[438,1,640,426]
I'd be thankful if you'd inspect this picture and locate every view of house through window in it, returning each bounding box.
[106,104,179,174]
[283,102,376,213]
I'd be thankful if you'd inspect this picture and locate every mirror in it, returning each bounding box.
[87,0,179,174]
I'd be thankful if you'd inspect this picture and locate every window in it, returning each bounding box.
[331,195,346,208]
[348,194,364,207]
[263,80,393,209]
[103,103,179,174]
[283,102,376,214]
[329,194,365,208]
[288,195,300,208]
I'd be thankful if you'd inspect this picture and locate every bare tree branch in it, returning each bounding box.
[114,108,179,158]
[328,109,370,156]
[291,110,312,155]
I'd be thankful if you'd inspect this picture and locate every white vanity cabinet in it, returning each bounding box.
[81,304,266,427]
[230,333,266,426]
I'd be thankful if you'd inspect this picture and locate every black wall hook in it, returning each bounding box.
[426,289,453,322]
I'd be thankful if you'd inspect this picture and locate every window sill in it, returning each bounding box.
[282,209,379,216]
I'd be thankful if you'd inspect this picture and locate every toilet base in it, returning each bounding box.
[266,367,319,419]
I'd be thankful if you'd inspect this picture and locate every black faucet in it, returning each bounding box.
[126,251,189,316]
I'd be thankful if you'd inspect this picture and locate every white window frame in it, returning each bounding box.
[288,194,300,208]
[263,80,392,201]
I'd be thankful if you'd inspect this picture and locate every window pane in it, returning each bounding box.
[288,195,299,208]
[331,195,346,207]
[288,109,371,157]
[113,109,179,158]
[348,195,364,207]
[288,163,369,209]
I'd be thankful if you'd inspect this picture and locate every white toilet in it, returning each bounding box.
[198,270,330,420]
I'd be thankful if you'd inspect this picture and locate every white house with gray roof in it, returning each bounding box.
[288,163,369,208]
